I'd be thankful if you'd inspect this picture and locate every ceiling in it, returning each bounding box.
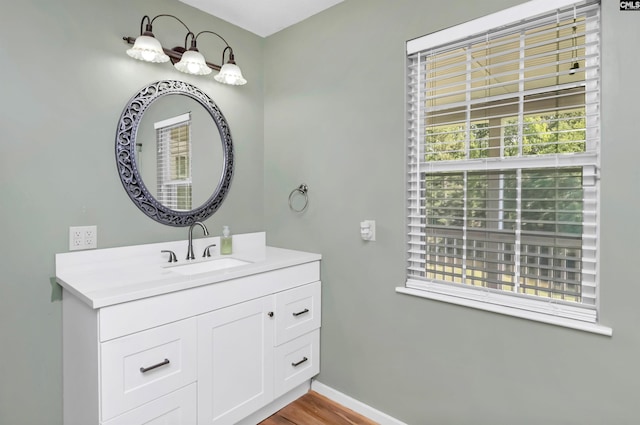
[178,0,344,38]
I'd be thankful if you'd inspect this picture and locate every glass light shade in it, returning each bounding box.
[214,63,247,86]
[174,50,212,75]
[126,35,169,63]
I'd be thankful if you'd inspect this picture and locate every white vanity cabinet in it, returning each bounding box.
[58,241,321,425]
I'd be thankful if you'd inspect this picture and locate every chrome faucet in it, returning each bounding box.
[187,221,209,260]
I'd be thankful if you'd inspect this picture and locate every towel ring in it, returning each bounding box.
[288,184,309,212]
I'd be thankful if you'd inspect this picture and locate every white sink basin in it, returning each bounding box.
[168,258,251,276]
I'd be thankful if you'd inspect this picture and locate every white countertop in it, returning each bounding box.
[55,232,321,309]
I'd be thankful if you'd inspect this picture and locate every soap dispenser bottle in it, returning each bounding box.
[221,226,232,255]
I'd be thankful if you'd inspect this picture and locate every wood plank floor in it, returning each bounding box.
[258,391,379,425]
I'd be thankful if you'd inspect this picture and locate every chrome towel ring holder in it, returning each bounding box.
[288,184,309,212]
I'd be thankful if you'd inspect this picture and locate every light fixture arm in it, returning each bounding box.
[222,46,236,65]
[138,15,152,34]
[194,30,231,49]
[184,31,197,51]
[148,14,193,36]
[192,30,235,65]
[190,30,241,71]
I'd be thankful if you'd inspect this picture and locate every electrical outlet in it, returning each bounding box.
[69,225,97,251]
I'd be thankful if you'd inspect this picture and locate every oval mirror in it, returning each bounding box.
[115,80,233,226]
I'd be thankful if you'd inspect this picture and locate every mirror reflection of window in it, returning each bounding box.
[154,112,192,211]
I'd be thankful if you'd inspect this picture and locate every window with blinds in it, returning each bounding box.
[155,113,193,211]
[405,0,601,323]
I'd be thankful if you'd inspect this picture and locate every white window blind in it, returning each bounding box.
[155,113,193,211]
[405,0,601,323]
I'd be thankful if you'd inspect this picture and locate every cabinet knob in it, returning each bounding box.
[267,311,274,318]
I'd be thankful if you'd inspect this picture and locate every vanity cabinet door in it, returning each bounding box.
[197,296,275,425]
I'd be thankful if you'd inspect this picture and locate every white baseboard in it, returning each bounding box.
[311,380,408,425]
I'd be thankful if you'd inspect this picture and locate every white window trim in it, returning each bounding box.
[396,285,611,336]
[400,0,611,336]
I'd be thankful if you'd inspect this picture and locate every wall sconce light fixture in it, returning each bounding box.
[123,14,247,86]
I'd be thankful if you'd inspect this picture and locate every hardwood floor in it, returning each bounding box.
[258,391,379,425]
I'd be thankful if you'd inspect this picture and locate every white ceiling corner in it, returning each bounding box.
[177,0,344,37]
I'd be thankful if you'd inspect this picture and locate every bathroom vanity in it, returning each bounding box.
[56,232,321,425]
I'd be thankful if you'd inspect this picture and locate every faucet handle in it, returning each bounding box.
[161,250,178,263]
[203,244,217,257]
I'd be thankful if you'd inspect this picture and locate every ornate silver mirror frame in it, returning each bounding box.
[115,80,233,226]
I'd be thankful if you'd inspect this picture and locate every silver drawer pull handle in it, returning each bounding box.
[291,357,308,367]
[292,308,309,317]
[140,358,170,373]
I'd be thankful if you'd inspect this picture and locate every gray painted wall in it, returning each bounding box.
[264,1,640,424]
[0,0,263,424]
[2,0,639,424]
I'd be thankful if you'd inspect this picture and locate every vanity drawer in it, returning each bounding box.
[274,329,320,398]
[100,318,197,421]
[102,383,197,425]
[274,281,321,345]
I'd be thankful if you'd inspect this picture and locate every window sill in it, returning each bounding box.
[396,286,612,336]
